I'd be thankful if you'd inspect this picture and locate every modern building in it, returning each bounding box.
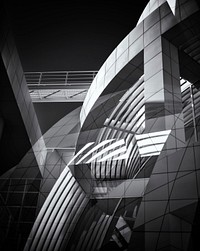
[1,0,200,250]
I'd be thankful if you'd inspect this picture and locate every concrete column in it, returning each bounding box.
[144,35,185,150]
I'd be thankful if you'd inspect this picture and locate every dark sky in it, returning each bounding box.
[5,0,149,72]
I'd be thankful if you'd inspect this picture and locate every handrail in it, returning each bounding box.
[25,71,98,89]
[25,70,98,102]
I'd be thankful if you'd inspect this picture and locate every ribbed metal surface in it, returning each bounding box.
[65,202,114,251]
[181,35,200,65]
[89,76,145,180]
[24,166,89,251]
[181,78,200,126]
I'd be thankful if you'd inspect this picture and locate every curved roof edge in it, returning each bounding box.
[80,0,199,128]
[137,0,169,25]
[79,1,154,127]
[80,20,144,127]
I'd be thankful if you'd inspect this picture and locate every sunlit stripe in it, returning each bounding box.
[97,146,127,162]
[113,142,133,161]
[181,81,191,92]
[135,130,171,140]
[141,152,161,157]
[137,135,169,147]
[127,105,145,123]
[113,152,128,160]
[86,139,125,163]
[125,142,133,164]
[135,130,171,157]
[132,113,145,132]
[139,144,164,155]
[180,78,191,92]
[68,142,95,166]
[76,139,115,165]
[150,135,169,145]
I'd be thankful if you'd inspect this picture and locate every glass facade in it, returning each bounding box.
[1,0,200,250]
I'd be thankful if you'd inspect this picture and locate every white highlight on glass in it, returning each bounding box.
[135,130,171,157]
[180,78,191,92]
[97,146,127,162]
[76,139,115,165]
[113,152,128,161]
[113,141,133,161]
[86,139,125,163]
[135,130,171,140]
[139,144,164,155]
[137,135,169,147]
[67,142,95,166]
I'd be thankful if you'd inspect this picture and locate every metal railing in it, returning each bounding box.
[25,71,98,89]
[25,71,98,102]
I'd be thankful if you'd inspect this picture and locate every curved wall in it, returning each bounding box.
[24,1,200,250]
